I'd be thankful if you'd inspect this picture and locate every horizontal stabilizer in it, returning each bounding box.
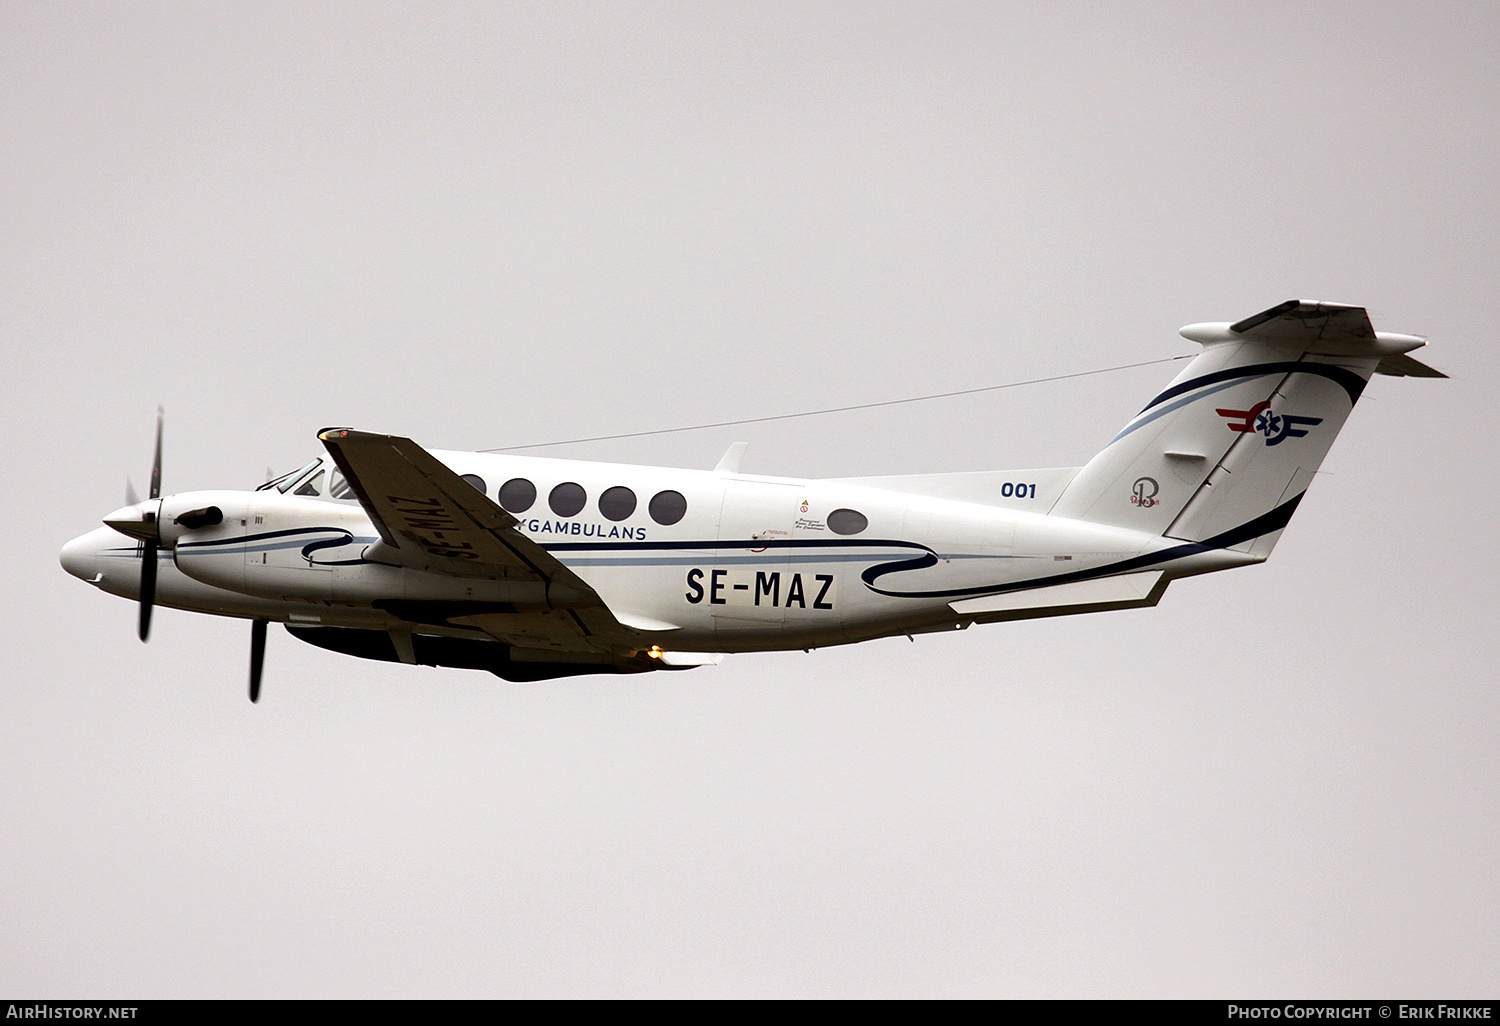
[1229,299,1374,345]
[949,571,1166,624]
[1375,351,1448,378]
[1180,300,1432,361]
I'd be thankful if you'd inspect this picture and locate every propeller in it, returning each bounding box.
[137,408,164,641]
[101,409,164,639]
[106,409,271,704]
[249,619,267,703]
[97,410,165,640]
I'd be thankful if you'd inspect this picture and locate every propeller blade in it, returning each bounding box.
[249,619,267,703]
[138,539,157,641]
[149,406,163,501]
[125,478,140,507]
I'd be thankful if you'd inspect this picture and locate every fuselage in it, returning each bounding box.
[61,301,1438,683]
[61,448,1254,655]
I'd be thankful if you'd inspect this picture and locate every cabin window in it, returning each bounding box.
[598,486,637,522]
[549,482,586,518]
[499,478,536,513]
[827,508,868,536]
[293,470,325,497]
[460,474,487,496]
[648,489,687,526]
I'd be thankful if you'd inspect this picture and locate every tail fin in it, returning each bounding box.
[1051,301,1443,556]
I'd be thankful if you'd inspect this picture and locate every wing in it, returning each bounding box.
[318,429,639,653]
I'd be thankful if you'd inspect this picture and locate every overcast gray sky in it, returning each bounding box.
[3,0,1497,997]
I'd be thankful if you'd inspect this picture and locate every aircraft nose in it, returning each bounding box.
[60,531,101,583]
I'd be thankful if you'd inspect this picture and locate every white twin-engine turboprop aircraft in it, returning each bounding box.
[62,301,1443,701]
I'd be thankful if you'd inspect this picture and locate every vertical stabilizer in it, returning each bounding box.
[1051,301,1438,555]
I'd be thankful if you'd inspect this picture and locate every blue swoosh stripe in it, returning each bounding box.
[1109,376,1256,445]
[861,492,1305,600]
[1141,361,1366,412]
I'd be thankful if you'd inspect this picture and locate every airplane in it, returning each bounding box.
[60,301,1445,702]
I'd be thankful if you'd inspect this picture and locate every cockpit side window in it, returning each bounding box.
[329,471,357,501]
[257,459,323,493]
[293,470,325,497]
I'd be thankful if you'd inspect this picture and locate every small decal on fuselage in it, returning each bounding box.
[684,569,835,610]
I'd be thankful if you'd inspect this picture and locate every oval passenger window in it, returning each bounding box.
[549,482,587,518]
[648,490,687,526]
[827,508,868,536]
[460,474,487,495]
[598,486,637,522]
[498,478,536,513]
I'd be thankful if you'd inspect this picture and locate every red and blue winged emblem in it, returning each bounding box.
[1216,401,1323,446]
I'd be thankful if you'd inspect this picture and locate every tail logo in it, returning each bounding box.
[1130,477,1160,507]
[1216,401,1323,446]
